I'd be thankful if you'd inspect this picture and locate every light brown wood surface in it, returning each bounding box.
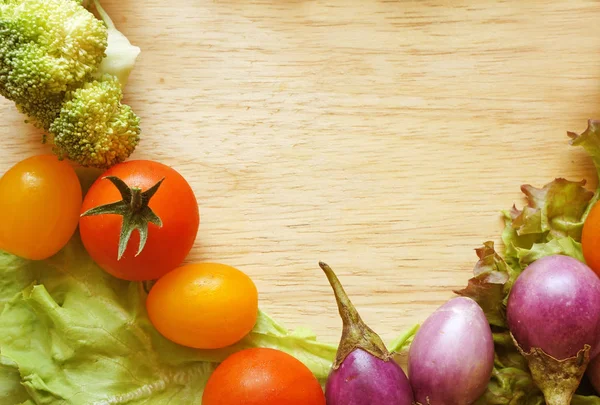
[1,0,599,345]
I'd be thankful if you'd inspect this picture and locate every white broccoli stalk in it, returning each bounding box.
[92,0,141,88]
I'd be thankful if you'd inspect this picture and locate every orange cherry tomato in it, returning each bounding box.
[0,155,82,260]
[146,263,258,349]
[203,347,326,405]
[79,160,199,281]
[583,202,600,275]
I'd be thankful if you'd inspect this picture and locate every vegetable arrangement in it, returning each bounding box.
[455,121,600,404]
[1,1,600,404]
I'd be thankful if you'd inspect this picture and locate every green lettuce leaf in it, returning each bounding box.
[568,119,600,221]
[569,120,600,172]
[573,396,600,405]
[0,356,31,405]
[0,234,338,404]
[515,237,584,266]
[0,252,36,404]
[455,242,520,328]
[475,337,543,404]
[502,178,593,261]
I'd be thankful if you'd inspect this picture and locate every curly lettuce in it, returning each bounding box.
[458,120,600,403]
[0,251,35,404]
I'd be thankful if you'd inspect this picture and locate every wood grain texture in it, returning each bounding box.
[1,0,599,345]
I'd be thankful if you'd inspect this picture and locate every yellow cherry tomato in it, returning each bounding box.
[146,263,259,349]
[0,155,82,260]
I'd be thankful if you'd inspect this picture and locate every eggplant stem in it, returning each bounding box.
[511,334,589,405]
[319,262,363,328]
[319,262,391,368]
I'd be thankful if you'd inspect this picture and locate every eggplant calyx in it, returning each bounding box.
[510,333,590,405]
[81,176,165,260]
[319,262,392,369]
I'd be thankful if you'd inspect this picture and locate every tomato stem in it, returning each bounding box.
[81,176,165,260]
[131,187,143,212]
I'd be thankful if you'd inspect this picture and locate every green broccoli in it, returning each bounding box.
[0,0,141,169]
[0,0,107,128]
[50,75,140,168]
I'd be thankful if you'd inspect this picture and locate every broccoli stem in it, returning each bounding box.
[93,0,116,30]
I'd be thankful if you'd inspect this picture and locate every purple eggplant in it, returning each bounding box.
[408,297,494,405]
[319,262,414,405]
[506,255,600,405]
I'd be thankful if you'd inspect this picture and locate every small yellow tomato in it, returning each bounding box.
[0,155,82,260]
[146,263,259,349]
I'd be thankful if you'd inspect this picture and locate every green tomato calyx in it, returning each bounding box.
[81,176,164,260]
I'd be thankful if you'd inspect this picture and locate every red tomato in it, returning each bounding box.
[203,348,326,405]
[583,201,600,275]
[79,160,199,281]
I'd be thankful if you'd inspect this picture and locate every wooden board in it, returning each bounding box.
[1,0,599,345]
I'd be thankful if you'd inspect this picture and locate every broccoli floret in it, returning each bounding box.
[0,0,108,128]
[49,74,141,169]
[12,89,66,132]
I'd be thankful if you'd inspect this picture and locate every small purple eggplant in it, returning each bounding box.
[506,255,600,405]
[408,297,494,405]
[319,262,414,405]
